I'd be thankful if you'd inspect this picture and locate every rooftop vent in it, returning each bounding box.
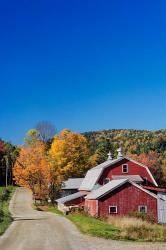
[107,151,112,160]
[117,147,123,159]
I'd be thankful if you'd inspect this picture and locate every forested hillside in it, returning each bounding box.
[83,129,166,186]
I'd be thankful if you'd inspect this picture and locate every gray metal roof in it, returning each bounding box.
[86,179,128,200]
[79,158,122,191]
[112,175,143,183]
[56,192,85,204]
[92,158,121,170]
[79,168,103,191]
[62,178,84,190]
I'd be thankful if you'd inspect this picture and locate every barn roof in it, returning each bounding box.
[79,159,121,191]
[112,175,143,183]
[79,168,103,191]
[86,179,128,199]
[56,192,85,204]
[79,156,158,191]
[62,178,84,190]
[86,179,157,200]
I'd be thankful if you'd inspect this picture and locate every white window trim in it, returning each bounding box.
[109,206,118,214]
[138,205,147,213]
[103,178,110,185]
[122,164,128,173]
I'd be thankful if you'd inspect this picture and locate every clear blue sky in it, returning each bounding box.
[1,0,166,144]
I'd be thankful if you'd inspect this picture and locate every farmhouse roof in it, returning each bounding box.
[86,179,157,200]
[79,158,121,191]
[56,192,85,204]
[62,178,84,190]
[112,175,143,183]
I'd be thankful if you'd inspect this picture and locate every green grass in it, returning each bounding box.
[67,213,120,239]
[0,186,16,235]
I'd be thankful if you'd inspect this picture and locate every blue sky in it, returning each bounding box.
[0,0,166,144]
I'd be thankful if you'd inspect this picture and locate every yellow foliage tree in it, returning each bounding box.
[49,129,91,181]
[13,140,50,199]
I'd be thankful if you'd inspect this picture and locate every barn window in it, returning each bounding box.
[122,164,128,173]
[103,178,110,185]
[138,205,147,213]
[109,206,118,214]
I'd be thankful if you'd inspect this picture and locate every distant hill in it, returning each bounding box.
[83,129,166,155]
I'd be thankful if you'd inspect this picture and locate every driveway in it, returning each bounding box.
[0,187,166,250]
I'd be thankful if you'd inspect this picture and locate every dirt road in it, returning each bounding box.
[0,188,166,250]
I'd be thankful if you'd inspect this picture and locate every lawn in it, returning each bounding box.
[0,186,16,235]
[47,206,166,242]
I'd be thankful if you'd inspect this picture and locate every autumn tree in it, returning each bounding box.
[13,140,50,199]
[48,129,91,200]
[128,151,164,186]
[25,129,40,144]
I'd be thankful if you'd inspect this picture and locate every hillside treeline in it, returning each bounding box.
[1,128,166,198]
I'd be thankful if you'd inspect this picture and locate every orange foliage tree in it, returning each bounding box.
[13,140,50,199]
[128,151,164,184]
[128,151,158,168]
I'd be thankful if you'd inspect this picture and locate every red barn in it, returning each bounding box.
[56,148,166,223]
[85,179,158,221]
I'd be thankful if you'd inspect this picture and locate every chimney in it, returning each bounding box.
[107,151,112,160]
[117,147,123,159]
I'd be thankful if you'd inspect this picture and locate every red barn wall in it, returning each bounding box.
[65,196,85,206]
[98,159,156,186]
[97,183,157,221]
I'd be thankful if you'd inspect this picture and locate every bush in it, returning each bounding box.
[0,189,10,202]
[128,211,155,223]
[0,206,4,222]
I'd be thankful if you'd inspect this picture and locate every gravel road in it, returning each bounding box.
[0,187,166,250]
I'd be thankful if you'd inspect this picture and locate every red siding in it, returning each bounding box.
[96,183,157,221]
[98,159,156,186]
[85,200,98,217]
[65,196,85,206]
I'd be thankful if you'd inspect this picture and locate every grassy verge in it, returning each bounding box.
[46,206,166,242]
[67,213,120,239]
[0,186,16,235]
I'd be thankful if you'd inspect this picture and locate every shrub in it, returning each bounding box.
[0,189,10,202]
[0,206,4,222]
[128,211,155,223]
